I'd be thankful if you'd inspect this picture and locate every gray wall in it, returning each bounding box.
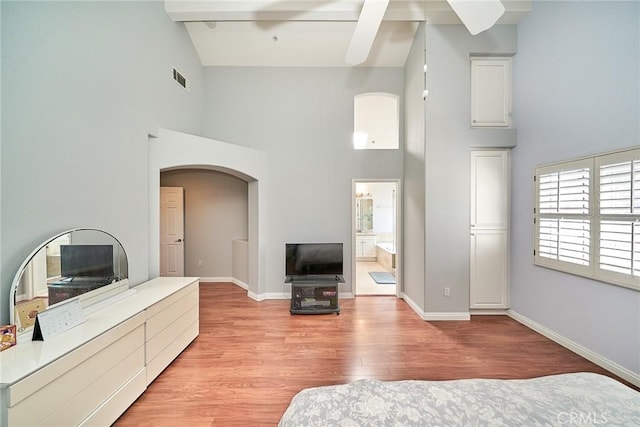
[202,67,405,294]
[423,24,517,315]
[160,169,248,278]
[403,23,426,309]
[1,1,204,323]
[511,1,639,374]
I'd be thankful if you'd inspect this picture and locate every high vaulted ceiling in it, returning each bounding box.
[165,0,531,67]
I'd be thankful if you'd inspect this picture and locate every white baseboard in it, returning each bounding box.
[232,278,249,290]
[470,309,509,315]
[401,293,472,321]
[401,293,425,318]
[424,312,471,321]
[200,277,249,290]
[198,276,233,283]
[508,309,640,389]
[247,290,262,301]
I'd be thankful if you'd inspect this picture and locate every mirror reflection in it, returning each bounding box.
[10,228,128,334]
[356,197,373,232]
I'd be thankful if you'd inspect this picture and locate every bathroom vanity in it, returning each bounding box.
[355,233,377,261]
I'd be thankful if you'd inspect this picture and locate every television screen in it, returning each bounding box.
[60,244,115,278]
[285,243,343,277]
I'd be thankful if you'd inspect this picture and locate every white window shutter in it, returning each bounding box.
[536,162,591,269]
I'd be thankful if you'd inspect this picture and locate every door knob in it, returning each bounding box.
[175,238,183,243]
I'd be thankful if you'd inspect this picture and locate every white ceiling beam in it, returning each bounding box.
[165,0,364,22]
[165,0,530,25]
[345,0,390,65]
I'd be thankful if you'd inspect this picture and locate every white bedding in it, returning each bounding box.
[279,373,640,426]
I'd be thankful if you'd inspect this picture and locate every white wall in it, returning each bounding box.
[423,24,517,317]
[0,1,204,323]
[202,67,405,295]
[511,1,639,376]
[160,169,248,278]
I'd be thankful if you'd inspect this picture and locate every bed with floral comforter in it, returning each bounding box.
[279,373,640,426]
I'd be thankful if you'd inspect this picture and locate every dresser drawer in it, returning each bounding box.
[8,321,145,426]
[145,283,199,384]
[145,282,198,341]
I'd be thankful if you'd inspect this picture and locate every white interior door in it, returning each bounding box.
[160,186,185,277]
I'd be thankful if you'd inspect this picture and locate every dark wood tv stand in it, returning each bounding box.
[287,275,343,315]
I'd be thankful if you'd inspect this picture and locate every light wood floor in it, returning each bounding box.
[114,283,632,426]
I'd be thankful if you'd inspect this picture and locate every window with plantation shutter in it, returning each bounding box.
[537,167,590,265]
[535,160,591,275]
[596,152,640,285]
[534,147,640,291]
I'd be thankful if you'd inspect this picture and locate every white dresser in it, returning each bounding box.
[0,277,199,426]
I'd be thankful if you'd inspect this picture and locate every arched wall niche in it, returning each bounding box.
[353,92,400,150]
[149,129,267,299]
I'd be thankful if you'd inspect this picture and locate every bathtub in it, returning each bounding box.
[377,243,396,254]
[376,243,396,272]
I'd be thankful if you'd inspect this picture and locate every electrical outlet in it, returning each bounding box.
[197,260,203,267]
[444,287,451,297]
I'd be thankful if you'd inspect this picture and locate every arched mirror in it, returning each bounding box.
[9,228,129,335]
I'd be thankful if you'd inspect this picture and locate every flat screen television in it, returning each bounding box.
[285,243,343,278]
[60,244,115,278]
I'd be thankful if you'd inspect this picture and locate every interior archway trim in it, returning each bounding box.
[149,128,267,297]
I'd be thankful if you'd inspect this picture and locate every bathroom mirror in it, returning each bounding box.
[356,198,373,231]
[9,228,129,335]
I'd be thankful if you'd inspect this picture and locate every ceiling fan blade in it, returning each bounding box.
[446,0,505,35]
[345,0,390,66]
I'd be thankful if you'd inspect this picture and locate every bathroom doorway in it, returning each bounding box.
[353,180,401,296]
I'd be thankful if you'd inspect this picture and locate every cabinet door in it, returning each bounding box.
[471,58,511,127]
[362,239,377,257]
[470,150,509,230]
[470,230,508,308]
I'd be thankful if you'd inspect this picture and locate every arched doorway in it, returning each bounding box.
[148,129,267,299]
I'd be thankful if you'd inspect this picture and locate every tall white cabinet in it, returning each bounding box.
[470,150,510,309]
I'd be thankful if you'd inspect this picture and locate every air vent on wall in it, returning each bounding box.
[172,67,190,93]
